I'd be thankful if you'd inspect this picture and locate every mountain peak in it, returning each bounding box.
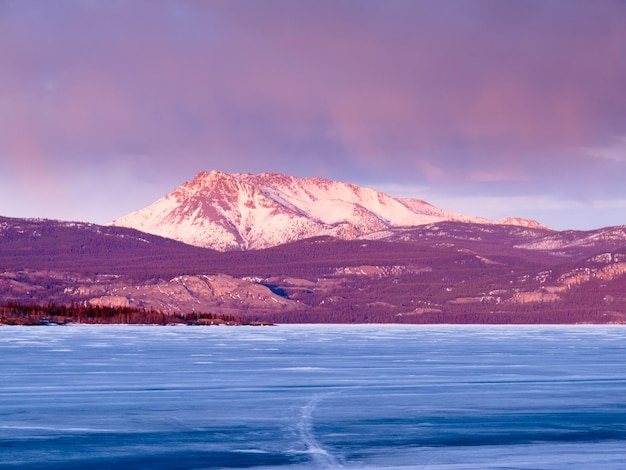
[110,171,543,251]
[186,169,235,188]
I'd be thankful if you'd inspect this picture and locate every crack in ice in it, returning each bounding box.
[297,392,344,468]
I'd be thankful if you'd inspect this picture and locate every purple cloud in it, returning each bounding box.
[1,0,625,228]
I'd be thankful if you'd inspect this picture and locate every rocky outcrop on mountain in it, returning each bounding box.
[87,274,296,314]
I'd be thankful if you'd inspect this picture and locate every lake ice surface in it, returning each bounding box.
[1,324,625,469]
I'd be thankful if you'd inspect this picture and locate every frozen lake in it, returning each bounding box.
[1,324,625,469]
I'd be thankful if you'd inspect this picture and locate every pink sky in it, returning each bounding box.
[1,0,626,229]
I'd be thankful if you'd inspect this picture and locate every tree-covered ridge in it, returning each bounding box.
[0,302,242,326]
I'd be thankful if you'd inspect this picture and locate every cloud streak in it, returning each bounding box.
[1,0,625,228]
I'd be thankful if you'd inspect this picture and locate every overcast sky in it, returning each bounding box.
[2,0,626,230]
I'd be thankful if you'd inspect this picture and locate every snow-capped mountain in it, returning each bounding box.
[110,170,545,251]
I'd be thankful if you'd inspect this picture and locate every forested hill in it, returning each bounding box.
[1,216,626,324]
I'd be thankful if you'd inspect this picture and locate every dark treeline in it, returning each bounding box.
[0,302,242,326]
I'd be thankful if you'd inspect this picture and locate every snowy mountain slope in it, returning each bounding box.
[110,170,546,251]
[514,226,626,251]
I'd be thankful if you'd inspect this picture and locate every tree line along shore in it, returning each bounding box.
[0,302,276,326]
